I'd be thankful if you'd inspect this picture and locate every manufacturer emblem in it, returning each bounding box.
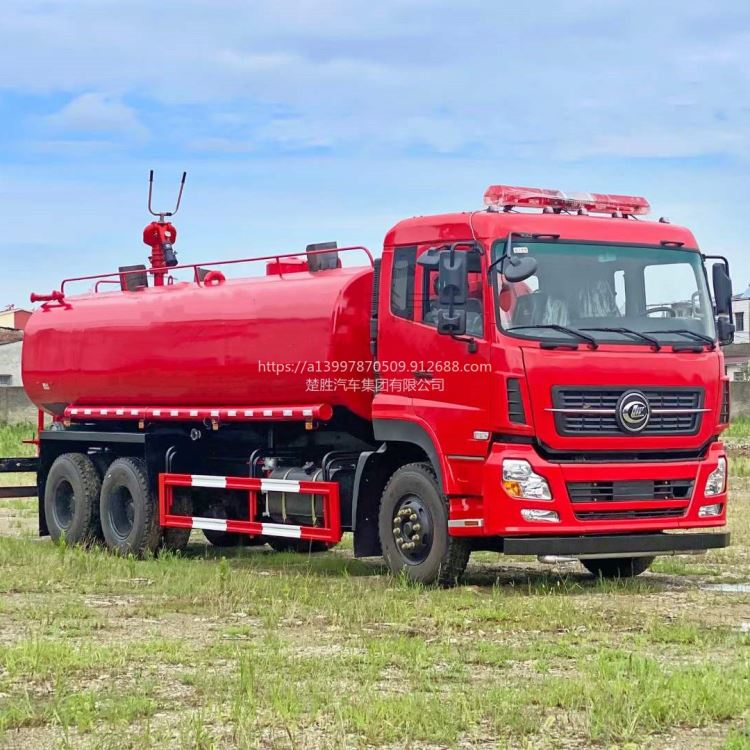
[616,391,651,434]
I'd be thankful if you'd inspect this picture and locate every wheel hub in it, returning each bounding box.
[109,486,135,540]
[52,480,75,530]
[391,494,433,563]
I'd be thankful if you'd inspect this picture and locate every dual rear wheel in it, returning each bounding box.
[44,454,171,555]
[44,453,333,556]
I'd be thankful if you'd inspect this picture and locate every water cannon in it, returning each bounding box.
[142,170,186,286]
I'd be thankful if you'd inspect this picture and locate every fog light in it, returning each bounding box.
[503,459,552,500]
[704,457,727,496]
[521,508,560,523]
[698,503,723,518]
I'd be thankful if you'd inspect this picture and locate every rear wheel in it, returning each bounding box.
[44,453,101,545]
[580,556,655,579]
[100,457,160,556]
[378,462,470,587]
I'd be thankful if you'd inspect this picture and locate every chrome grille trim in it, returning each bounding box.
[550,387,705,436]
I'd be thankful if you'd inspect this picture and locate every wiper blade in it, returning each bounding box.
[507,324,598,349]
[581,327,662,351]
[643,328,715,349]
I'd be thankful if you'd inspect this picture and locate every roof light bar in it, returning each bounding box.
[483,185,650,216]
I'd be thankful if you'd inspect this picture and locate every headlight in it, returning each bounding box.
[704,457,727,497]
[502,459,552,500]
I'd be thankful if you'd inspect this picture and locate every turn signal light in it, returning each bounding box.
[483,185,650,216]
[502,459,552,500]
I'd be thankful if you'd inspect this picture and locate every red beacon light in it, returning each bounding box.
[483,184,650,216]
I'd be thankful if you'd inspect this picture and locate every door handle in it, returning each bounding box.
[413,371,434,380]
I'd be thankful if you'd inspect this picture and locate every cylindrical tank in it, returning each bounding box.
[22,266,375,420]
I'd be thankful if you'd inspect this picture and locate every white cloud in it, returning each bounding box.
[0,0,745,163]
[45,93,148,140]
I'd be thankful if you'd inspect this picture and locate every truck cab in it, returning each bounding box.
[369,185,732,581]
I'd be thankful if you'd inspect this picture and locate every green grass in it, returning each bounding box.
[0,421,37,457]
[724,416,750,440]
[0,423,749,748]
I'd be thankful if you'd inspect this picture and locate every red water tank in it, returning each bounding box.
[22,267,375,420]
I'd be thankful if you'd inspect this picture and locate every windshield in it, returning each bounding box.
[493,240,716,344]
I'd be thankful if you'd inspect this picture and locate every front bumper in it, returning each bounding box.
[449,440,729,539]
[503,532,730,558]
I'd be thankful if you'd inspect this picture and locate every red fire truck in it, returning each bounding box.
[6,180,735,585]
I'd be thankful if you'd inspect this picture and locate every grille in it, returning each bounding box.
[506,378,526,424]
[568,478,692,522]
[567,479,694,503]
[574,508,686,521]
[552,387,704,436]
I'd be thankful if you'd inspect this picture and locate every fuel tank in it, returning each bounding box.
[22,266,375,420]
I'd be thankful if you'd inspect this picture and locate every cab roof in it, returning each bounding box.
[384,211,699,252]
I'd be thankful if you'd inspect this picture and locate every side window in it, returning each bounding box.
[644,262,701,318]
[390,246,416,319]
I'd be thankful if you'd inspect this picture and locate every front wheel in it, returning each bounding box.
[378,462,470,587]
[580,556,655,579]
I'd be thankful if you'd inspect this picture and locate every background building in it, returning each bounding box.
[0,329,24,387]
[0,306,31,332]
[732,284,750,344]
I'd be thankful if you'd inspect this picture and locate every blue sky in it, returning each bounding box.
[0,0,748,307]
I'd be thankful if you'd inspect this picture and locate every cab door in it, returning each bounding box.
[374,242,493,466]
[409,243,493,458]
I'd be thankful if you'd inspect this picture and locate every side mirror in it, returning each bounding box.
[712,263,733,316]
[717,316,735,346]
[504,254,538,283]
[436,249,468,336]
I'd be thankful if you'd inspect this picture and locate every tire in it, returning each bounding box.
[378,462,470,587]
[161,489,192,553]
[100,457,160,556]
[44,453,101,545]
[580,556,655,579]
[266,538,333,553]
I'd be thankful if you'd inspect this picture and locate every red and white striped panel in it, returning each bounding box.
[158,472,342,544]
[65,403,333,423]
